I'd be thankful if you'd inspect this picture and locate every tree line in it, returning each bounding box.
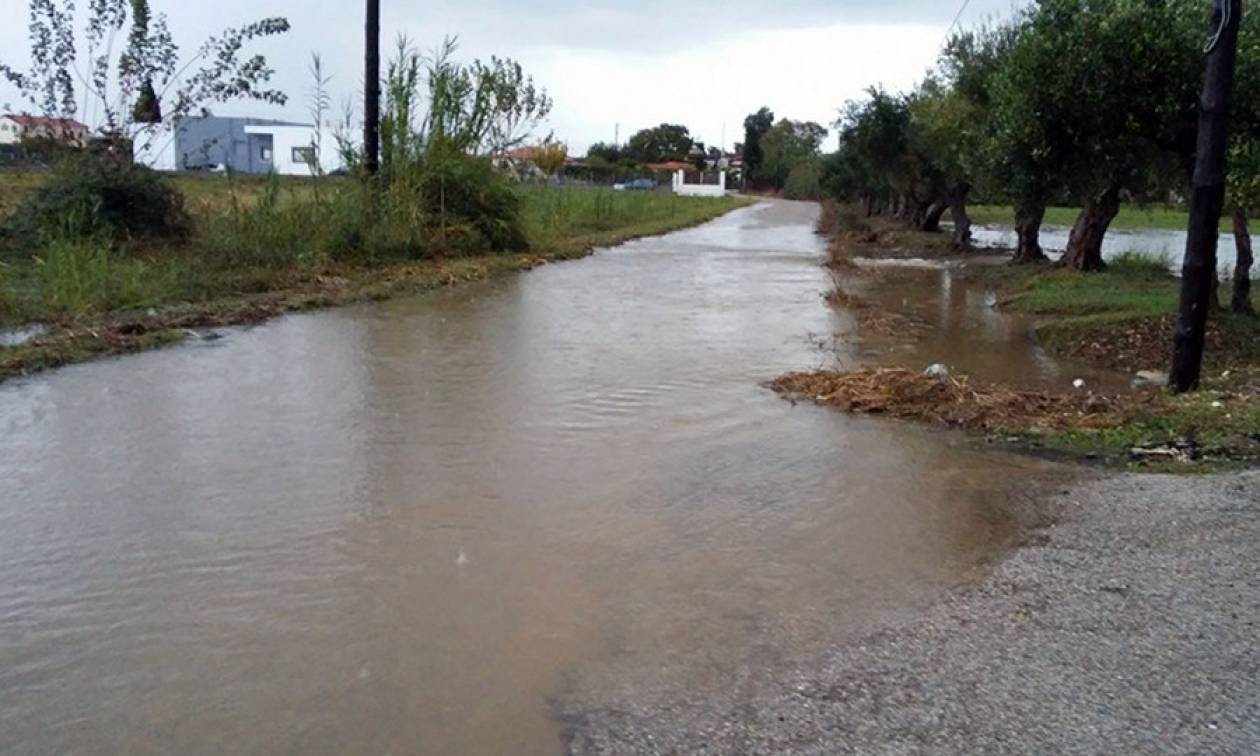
[814,0,1260,284]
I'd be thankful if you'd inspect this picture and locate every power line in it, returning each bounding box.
[942,0,974,46]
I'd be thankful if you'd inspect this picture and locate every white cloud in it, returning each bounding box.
[531,23,946,153]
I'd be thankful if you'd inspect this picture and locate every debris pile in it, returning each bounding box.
[771,368,1152,434]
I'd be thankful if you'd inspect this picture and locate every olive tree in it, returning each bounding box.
[742,107,775,188]
[758,119,829,191]
[990,0,1202,271]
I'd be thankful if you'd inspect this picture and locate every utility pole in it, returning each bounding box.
[364,0,381,175]
[1170,0,1242,393]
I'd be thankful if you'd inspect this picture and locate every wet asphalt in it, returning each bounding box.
[564,471,1260,754]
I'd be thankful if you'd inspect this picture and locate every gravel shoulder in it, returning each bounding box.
[563,471,1260,755]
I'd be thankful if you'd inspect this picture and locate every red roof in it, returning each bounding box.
[497,146,540,161]
[646,161,692,171]
[4,115,89,130]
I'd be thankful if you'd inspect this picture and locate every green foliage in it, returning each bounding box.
[4,152,189,246]
[417,147,527,252]
[829,87,914,205]
[756,119,828,190]
[34,237,176,316]
[783,163,823,201]
[1,0,289,154]
[625,124,696,164]
[200,173,332,267]
[742,107,775,186]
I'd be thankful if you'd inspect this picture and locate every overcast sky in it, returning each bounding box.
[0,0,1023,153]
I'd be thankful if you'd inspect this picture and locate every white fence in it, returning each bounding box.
[672,170,727,197]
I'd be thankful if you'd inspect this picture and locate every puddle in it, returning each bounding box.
[0,324,48,348]
[837,266,1134,393]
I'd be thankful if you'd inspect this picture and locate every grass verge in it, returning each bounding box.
[0,179,751,382]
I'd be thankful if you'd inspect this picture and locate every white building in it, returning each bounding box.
[137,116,338,175]
[0,115,90,146]
[243,123,334,176]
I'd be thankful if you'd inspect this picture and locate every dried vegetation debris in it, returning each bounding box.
[771,368,1151,434]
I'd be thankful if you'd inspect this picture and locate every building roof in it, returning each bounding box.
[3,115,89,130]
[645,161,693,172]
[243,122,315,133]
[497,146,541,161]
[178,115,312,128]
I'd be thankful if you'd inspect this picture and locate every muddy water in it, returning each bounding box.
[846,262,1133,392]
[1,201,1067,756]
[972,223,1260,277]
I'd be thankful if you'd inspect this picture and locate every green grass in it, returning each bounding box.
[970,204,1231,232]
[1029,389,1260,469]
[521,187,747,252]
[34,239,183,316]
[998,255,1178,318]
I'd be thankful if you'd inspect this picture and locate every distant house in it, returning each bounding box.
[493,146,546,179]
[141,115,335,176]
[0,115,90,147]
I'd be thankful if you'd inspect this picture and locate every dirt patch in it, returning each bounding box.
[1041,313,1255,378]
[772,368,1153,434]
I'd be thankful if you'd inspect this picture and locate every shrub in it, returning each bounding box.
[200,173,328,268]
[783,163,823,201]
[415,149,528,253]
[4,153,190,247]
[35,238,177,316]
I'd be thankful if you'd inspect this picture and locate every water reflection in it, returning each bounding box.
[0,201,1069,756]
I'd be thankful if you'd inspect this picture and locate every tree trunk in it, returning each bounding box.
[921,201,948,232]
[1011,205,1048,264]
[907,198,929,230]
[862,195,874,218]
[1062,186,1120,271]
[363,0,381,175]
[1233,207,1254,314]
[1171,0,1241,393]
[948,185,972,249]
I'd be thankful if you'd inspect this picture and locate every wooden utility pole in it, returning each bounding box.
[1171,0,1243,393]
[364,0,381,175]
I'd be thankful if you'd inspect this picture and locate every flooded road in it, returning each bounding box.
[0,201,1067,755]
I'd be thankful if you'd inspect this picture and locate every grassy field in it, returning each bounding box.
[0,170,751,379]
[969,204,1232,232]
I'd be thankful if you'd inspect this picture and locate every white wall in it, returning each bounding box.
[673,169,728,198]
[0,117,19,145]
[245,124,338,176]
[133,129,178,171]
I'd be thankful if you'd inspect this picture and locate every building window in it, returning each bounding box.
[292,146,316,165]
[260,146,273,161]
